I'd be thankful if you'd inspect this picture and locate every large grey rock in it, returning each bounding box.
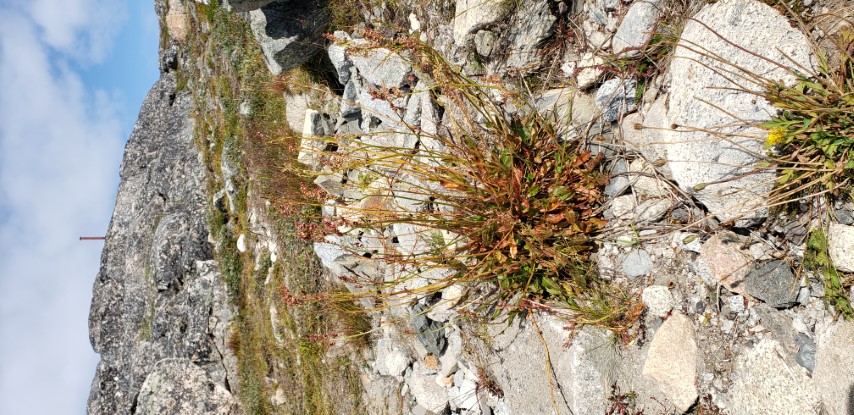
[349,40,412,88]
[135,359,241,415]
[503,0,556,71]
[611,0,661,56]
[452,0,514,44]
[828,223,854,272]
[744,260,799,308]
[248,1,328,75]
[486,316,619,415]
[814,320,854,415]
[642,312,698,412]
[595,78,637,123]
[659,0,814,225]
[327,31,353,85]
[728,338,821,414]
[88,75,237,414]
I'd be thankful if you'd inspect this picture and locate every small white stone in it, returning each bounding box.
[384,349,410,377]
[236,234,247,253]
[561,52,605,90]
[611,194,636,220]
[408,13,421,33]
[828,223,854,272]
[642,285,675,317]
[675,233,702,253]
[726,295,745,314]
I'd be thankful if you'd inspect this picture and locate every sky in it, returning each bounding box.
[0,0,159,413]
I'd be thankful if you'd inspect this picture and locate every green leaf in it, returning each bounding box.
[540,276,562,296]
[778,169,795,184]
[499,149,512,169]
[550,185,571,201]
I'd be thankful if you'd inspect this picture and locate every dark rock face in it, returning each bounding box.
[411,303,447,356]
[86,73,238,414]
[228,0,277,12]
[249,0,329,75]
[744,260,799,309]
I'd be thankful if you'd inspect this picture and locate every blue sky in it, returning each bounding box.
[0,1,159,413]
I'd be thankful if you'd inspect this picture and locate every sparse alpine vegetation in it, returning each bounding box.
[303,31,640,334]
[88,0,854,415]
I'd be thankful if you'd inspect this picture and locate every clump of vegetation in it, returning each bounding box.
[308,30,639,334]
[753,23,854,318]
[605,386,644,415]
[760,26,854,207]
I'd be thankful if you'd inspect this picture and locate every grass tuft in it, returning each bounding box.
[760,26,854,205]
[305,30,640,334]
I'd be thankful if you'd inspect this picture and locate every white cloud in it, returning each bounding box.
[0,1,130,414]
[25,0,126,63]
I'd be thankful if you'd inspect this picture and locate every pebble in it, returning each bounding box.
[604,158,630,197]
[237,234,247,253]
[721,319,734,333]
[622,249,653,277]
[726,295,745,314]
[611,194,636,220]
[744,260,799,308]
[642,285,675,317]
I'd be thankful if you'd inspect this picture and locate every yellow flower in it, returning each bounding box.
[765,127,786,147]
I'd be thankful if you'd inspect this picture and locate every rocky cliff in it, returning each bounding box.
[87,0,854,414]
[86,4,239,413]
